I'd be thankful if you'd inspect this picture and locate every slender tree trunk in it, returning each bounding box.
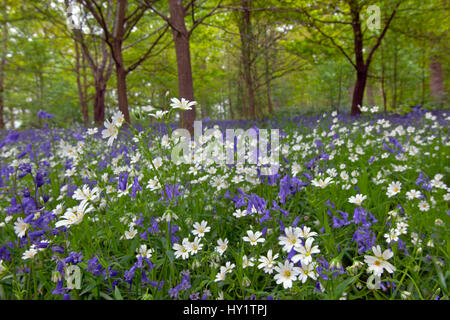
[93,81,107,125]
[112,0,130,124]
[350,5,365,115]
[169,0,195,134]
[429,53,445,107]
[381,43,387,113]
[75,41,89,125]
[0,1,7,130]
[239,0,256,119]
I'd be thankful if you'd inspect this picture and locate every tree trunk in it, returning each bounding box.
[239,0,256,119]
[169,0,195,134]
[381,43,387,113]
[112,0,130,124]
[429,53,445,107]
[75,41,89,125]
[93,81,107,125]
[0,0,7,130]
[350,4,364,115]
[351,69,367,115]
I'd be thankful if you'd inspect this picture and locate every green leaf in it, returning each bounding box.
[114,286,123,300]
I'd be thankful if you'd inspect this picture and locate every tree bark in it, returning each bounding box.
[112,0,130,124]
[239,0,256,119]
[75,41,89,125]
[429,53,445,107]
[169,0,195,134]
[0,0,7,130]
[350,3,365,115]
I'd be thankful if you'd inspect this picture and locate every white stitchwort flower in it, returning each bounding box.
[55,201,94,228]
[278,226,302,252]
[298,262,317,283]
[364,245,396,276]
[173,238,191,260]
[192,220,211,238]
[22,247,38,260]
[14,217,29,238]
[102,119,119,146]
[243,230,265,246]
[292,237,320,265]
[258,250,279,274]
[215,238,228,256]
[274,260,301,289]
[136,244,154,259]
[348,194,367,206]
[386,181,402,198]
[170,97,197,111]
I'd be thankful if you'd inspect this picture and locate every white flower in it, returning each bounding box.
[87,127,98,135]
[14,218,28,238]
[73,185,100,203]
[102,119,119,146]
[55,201,94,228]
[0,260,5,274]
[170,97,197,111]
[136,244,154,259]
[243,230,265,246]
[187,237,203,255]
[221,261,235,274]
[112,111,125,128]
[242,255,254,268]
[215,238,228,256]
[274,260,301,289]
[22,248,38,260]
[298,226,317,239]
[298,262,317,283]
[124,228,137,240]
[418,200,430,212]
[278,226,302,252]
[406,189,421,200]
[292,237,320,265]
[348,194,367,206]
[149,110,168,119]
[173,238,191,260]
[257,249,279,274]
[233,209,247,218]
[292,162,301,176]
[192,220,210,238]
[311,177,334,188]
[214,271,226,282]
[364,245,396,277]
[386,181,402,198]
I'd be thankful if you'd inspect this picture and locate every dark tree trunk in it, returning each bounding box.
[112,0,130,124]
[93,82,107,125]
[381,43,387,113]
[169,0,195,134]
[429,53,445,106]
[115,58,130,123]
[0,18,6,130]
[350,4,364,115]
[75,41,89,125]
[239,0,256,119]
